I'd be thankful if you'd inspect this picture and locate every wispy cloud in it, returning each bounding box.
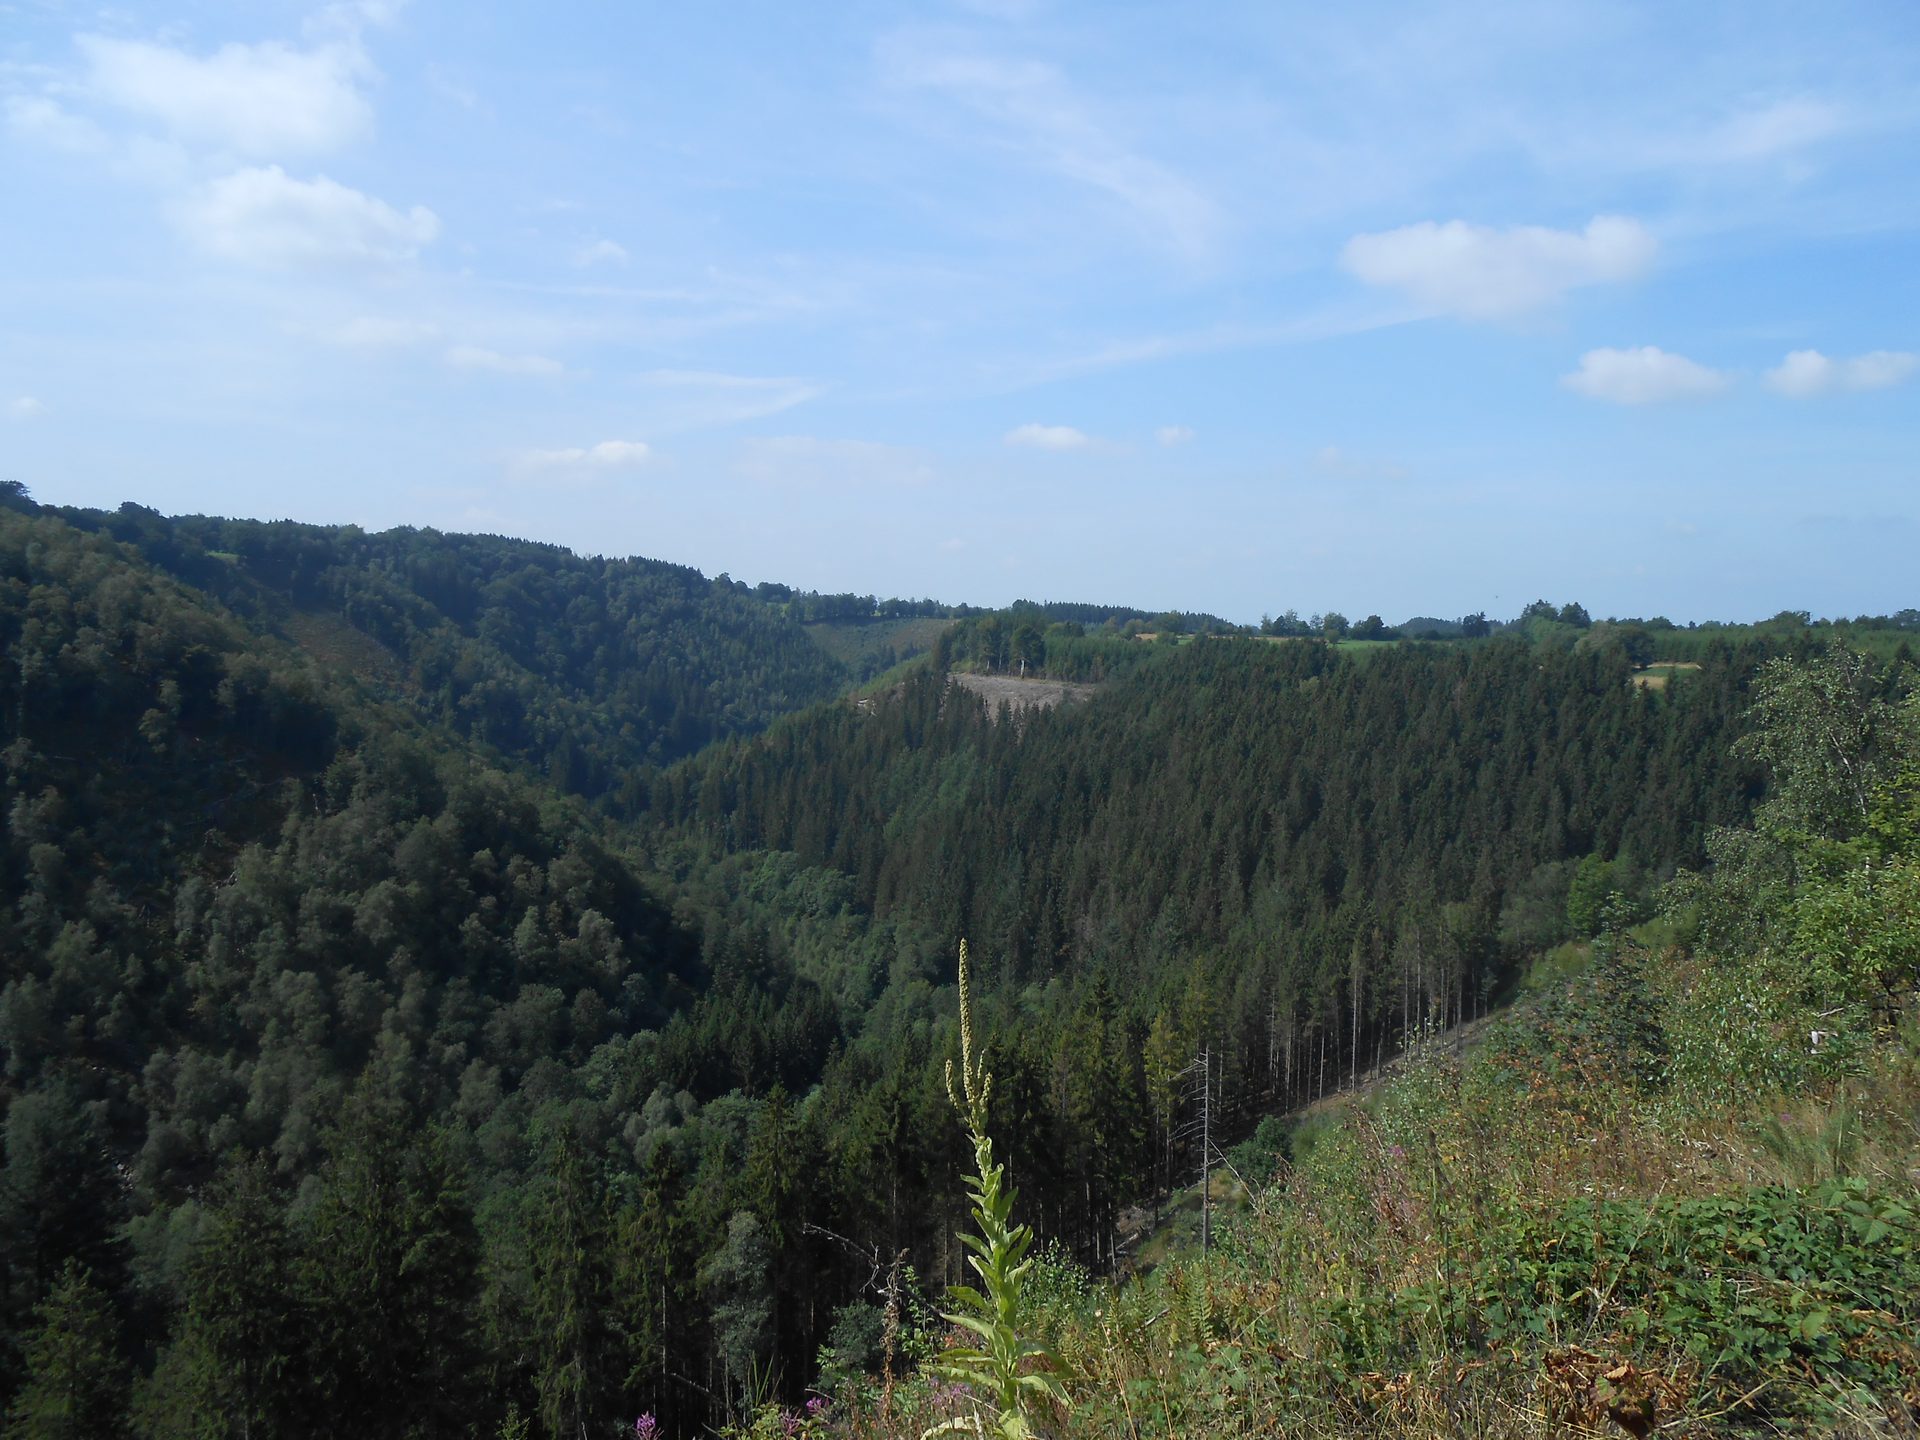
[1664,98,1848,167]
[1562,346,1729,405]
[1005,422,1092,450]
[634,370,822,427]
[1764,348,1916,397]
[738,436,935,488]
[6,397,44,421]
[1342,216,1655,320]
[446,345,564,375]
[572,238,629,269]
[1155,425,1193,447]
[322,315,439,347]
[1312,445,1407,482]
[879,35,1218,258]
[521,440,652,470]
[5,96,108,154]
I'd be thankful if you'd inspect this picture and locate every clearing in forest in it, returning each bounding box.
[951,671,1098,715]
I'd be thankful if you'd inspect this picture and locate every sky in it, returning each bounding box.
[3,1,1918,625]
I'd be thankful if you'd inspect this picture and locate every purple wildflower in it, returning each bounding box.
[780,1408,802,1437]
[635,1414,660,1440]
[805,1396,829,1418]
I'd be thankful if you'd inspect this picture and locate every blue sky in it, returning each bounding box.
[3,0,1917,623]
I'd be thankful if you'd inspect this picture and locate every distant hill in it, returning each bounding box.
[15,498,850,806]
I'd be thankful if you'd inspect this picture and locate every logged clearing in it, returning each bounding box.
[951,671,1098,714]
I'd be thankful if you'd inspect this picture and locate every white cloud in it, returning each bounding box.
[7,397,44,421]
[1341,216,1655,320]
[1764,348,1917,397]
[325,315,438,347]
[1155,425,1194,447]
[177,165,439,266]
[738,436,934,488]
[1005,422,1092,450]
[5,96,107,154]
[1848,352,1919,389]
[445,345,564,376]
[76,33,373,158]
[572,238,629,268]
[1561,346,1729,405]
[76,31,374,160]
[522,440,653,470]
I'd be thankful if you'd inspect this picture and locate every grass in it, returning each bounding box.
[792,959,1920,1440]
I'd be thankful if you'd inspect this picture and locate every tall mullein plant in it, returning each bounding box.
[927,941,1067,1440]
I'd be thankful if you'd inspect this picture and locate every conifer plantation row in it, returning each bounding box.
[3,496,1912,1435]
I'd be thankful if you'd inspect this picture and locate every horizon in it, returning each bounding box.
[13,480,1913,633]
[5,1,1918,624]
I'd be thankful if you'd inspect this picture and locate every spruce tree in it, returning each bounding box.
[529,1119,616,1440]
[6,1261,126,1440]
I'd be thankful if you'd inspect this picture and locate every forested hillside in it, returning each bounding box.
[5,498,1913,1438]
[5,488,848,804]
[0,506,739,1425]
[876,644,1920,1439]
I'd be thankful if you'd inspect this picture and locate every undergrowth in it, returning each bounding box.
[758,952,1920,1439]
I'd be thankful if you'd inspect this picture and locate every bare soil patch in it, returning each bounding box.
[951,672,1098,716]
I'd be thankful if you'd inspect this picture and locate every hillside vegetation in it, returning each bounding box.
[10,494,849,805]
[728,647,1920,1439]
[2,496,1916,1438]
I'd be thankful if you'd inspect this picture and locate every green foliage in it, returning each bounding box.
[163,1157,309,1437]
[5,1262,125,1440]
[1444,1181,1919,1397]
[1659,647,1920,1099]
[303,1088,484,1439]
[1224,1115,1293,1189]
[33,503,849,799]
[701,1211,775,1406]
[1565,851,1652,936]
[528,1121,618,1440]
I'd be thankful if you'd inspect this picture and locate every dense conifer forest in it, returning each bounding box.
[2,496,1916,1437]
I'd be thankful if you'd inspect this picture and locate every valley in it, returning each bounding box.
[0,492,1915,1437]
